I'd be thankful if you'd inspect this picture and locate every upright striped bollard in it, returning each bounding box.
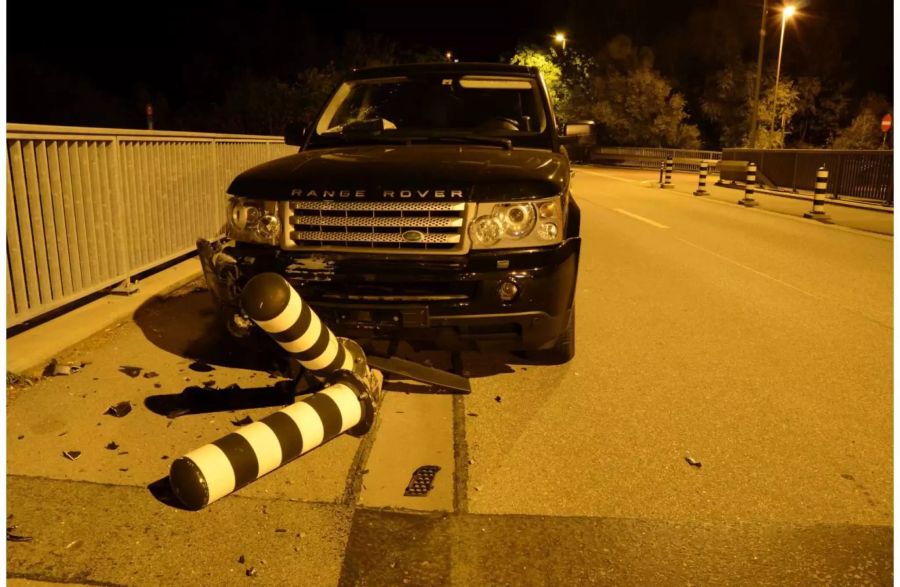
[737,162,759,207]
[658,161,664,186]
[660,156,675,189]
[169,370,382,510]
[803,166,834,223]
[693,162,710,196]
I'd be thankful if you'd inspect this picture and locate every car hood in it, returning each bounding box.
[227,145,569,202]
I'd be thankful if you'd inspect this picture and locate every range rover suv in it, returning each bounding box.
[199,62,581,363]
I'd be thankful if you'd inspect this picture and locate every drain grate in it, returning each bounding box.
[403,465,441,497]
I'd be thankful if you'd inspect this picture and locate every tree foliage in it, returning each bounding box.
[832,93,892,149]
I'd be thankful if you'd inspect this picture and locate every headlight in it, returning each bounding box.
[226,198,280,245]
[469,196,564,249]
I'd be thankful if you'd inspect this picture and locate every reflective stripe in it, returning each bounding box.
[254,287,301,333]
[237,422,283,477]
[321,383,363,434]
[183,444,236,504]
[280,401,325,454]
[300,334,341,371]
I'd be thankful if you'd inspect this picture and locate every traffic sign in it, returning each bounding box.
[881,113,892,133]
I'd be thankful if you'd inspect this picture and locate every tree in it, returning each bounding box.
[832,93,892,149]
[590,36,700,148]
[510,46,567,111]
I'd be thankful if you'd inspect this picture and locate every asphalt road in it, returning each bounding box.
[6,167,893,585]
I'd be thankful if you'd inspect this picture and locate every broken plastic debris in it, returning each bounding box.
[685,456,702,468]
[246,567,257,577]
[275,528,287,533]
[238,554,245,564]
[202,380,216,387]
[142,371,159,379]
[7,526,32,542]
[494,395,502,403]
[105,441,120,450]
[119,366,142,378]
[65,539,82,549]
[105,401,132,417]
[467,412,478,417]
[231,416,253,426]
[62,450,81,461]
[404,465,441,497]
[48,360,85,376]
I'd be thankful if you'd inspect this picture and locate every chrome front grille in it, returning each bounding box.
[284,201,469,252]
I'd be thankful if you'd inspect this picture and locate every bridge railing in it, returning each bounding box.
[6,124,297,327]
[723,148,893,206]
[591,146,722,172]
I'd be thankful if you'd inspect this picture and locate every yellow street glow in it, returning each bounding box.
[783,5,796,18]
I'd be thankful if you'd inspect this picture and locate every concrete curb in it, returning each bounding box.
[6,257,203,375]
[713,181,893,213]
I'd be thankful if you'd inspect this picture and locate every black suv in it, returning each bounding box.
[199,63,581,363]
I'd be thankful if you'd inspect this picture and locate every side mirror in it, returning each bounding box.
[559,135,579,145]
[285,122,308,146]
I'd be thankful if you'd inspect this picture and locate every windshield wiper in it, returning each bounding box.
[413,135,513,150]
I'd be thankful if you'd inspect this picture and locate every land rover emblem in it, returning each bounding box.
[401,230,425,242]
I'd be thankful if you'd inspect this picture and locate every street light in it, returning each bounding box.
[553,32,567,52]
[771,4,797,145]
[445,51,453,62]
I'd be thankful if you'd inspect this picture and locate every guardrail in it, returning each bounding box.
[6,124,297,327]
[591,146,722,172]
[723,148,893,206]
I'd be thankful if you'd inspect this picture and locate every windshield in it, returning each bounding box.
[309,74,551,147]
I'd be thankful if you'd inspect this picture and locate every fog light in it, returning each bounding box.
[498,280,519,302]
[256,214,280,240]
[537,221,558,241]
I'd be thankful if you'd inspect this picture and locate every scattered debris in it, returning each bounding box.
[105,401,132,417]
[224,383,241,392]
[45,359,86,376]
[494,395,502,403]
[231,416,253,426]
[119,468,129,472]
[203,380,216,387]
[468,458,474,465]
[474,485,483,492]
[118,451,129,456]
[275,528,287,533]
[16,435,24,440]
[119,366,142,378]
[404,465,441,497]
[161,455,169,460]
[189,361,215,373]
[62,451,81,461]
[684,456,702,468]
[154,383,162,389]
[7,526,32,542]
[105,441,120,450]
[238,555,246,564]
[467,412,478,417]
[65,539,82,549]
[57,431,68,437]
[143,371,159,379]
[246,567,257,577]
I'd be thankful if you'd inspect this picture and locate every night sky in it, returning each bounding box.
[7,0,894,129]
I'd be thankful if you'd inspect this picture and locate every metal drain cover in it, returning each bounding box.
[404,465,441,496]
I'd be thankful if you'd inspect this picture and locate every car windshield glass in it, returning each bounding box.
[312,75,548,143]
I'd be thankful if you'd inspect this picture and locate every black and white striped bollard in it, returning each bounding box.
[660,156,674,189]
[240,273,359,377]
[738,162,759,207]
[168,370,382,510]
[803,166,834,223]
[693,162,710,196]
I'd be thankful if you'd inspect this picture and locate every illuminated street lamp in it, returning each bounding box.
[445,51,453,62]
[553,32,567,52]
[771,4,797,144]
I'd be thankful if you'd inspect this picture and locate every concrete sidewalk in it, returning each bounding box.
[6,257,203,375]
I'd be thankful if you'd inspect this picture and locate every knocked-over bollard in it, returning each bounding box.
[169,371,382,510]
[803,166,834,224]
[660,156,674,189]
[737,162,759,207]
[693,162,710,196]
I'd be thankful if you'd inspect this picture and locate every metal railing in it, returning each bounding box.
[723,148,894,206]
[591,146,722,172]
[6,124,297,327]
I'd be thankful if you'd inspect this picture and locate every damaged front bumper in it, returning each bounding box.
[197,238,580,352]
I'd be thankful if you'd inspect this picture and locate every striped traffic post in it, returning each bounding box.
[693,162,710,196]
[660,156,674,189]
[169,370,382,510]
[803,166,834,223]
[737,162,759,207]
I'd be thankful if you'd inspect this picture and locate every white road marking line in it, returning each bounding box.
[576,169,644,184]
[612,208,670,229]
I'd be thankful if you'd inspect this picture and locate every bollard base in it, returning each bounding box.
[803,211,834,224]
[659,184,675,189]
[693,189,709,196]
[738,198,759,207]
